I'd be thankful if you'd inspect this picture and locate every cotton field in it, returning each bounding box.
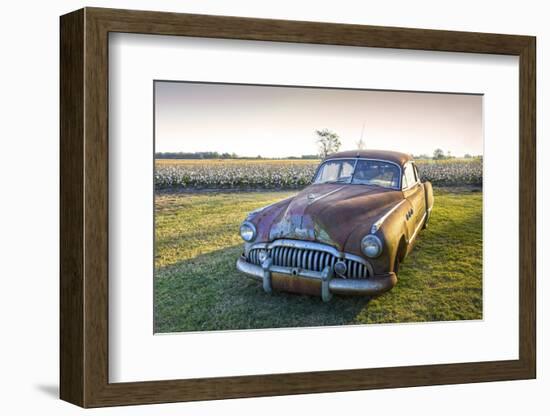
[154,158,482,190]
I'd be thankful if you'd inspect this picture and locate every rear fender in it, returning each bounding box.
[423,181,434,214]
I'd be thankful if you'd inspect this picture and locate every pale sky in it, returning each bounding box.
[155,81,483,158]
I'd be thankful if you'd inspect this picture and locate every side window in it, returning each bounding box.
[403,163,417,189]
[412,163,419,182]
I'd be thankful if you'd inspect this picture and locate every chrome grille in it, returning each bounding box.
[247,247,265,266]
[246,244,370,279]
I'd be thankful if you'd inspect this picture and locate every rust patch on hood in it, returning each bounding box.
[250,183,403,251]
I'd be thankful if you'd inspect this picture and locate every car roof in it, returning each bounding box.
[323,149,413,167]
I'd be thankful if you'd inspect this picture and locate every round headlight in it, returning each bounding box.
[361,235,383,258]
[240,221,257,242]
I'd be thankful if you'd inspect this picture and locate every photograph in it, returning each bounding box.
[153,81,483,333]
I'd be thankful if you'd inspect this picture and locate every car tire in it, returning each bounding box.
[394,237,407,275]
[393,256,400,275]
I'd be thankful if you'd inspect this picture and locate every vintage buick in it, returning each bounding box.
[236,150,434,301]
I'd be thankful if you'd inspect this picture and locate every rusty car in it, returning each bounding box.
[236,150,434,301]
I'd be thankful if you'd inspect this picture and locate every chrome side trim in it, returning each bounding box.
[407,212,427,244]
[308,186,345,204]
[370,200,406,234]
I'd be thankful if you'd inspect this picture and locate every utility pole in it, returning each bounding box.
[356,121,366,149]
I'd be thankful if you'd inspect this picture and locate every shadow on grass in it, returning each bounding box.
[154,190,483,332]
[361,193,483,324]
[154,244,371,333]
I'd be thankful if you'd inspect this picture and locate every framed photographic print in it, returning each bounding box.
[60,7,536,408]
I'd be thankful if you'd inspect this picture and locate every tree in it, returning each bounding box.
[315,129,341,158]
[433,148,445,160]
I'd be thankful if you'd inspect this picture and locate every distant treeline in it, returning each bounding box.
[155,151,482,161]
[155,152,319,160]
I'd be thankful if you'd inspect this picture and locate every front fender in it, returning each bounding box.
[344,199,409,274]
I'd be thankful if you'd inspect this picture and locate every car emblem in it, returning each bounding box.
[294,227,309,238]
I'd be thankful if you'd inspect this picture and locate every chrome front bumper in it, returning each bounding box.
[236,256,397,302]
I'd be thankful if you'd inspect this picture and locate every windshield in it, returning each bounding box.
[314,159,400,189]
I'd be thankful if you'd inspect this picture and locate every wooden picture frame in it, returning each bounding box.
[60,7,536,408]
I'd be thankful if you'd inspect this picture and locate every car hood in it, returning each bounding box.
[250,183,403,251]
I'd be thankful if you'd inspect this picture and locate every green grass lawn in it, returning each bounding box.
[154,188,482,332]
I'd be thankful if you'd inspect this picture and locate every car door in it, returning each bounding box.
[401,162,426,241]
